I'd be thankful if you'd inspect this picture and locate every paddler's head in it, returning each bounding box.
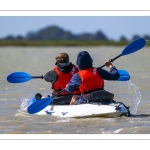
[76,51,93,70]
[55,53,69,65]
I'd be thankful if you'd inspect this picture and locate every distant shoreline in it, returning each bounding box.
[0,40,149,47]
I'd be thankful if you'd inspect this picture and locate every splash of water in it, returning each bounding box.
[127,80,141,114]
[20,97,30,111]
[118,80,141,114]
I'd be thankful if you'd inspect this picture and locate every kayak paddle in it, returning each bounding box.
[27,89,65,114]
[7,69,130,83]
[7,72,43,83]
[100,38,146,68]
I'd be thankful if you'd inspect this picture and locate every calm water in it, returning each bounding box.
[1,46,150,136]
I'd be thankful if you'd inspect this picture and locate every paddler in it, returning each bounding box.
[65,51,120,105]
[35,53,81,105]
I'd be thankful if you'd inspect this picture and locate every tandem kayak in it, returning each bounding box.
[27,96,130,118]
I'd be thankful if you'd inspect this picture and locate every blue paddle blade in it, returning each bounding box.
[121,38,146,56]
[27,97,53,114]
[117,70,130,81]
[7,72,32,83]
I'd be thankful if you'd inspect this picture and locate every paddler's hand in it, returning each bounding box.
[64,84,70,94]
[105,60,113,69]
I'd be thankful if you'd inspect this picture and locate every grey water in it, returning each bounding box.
[1,46,150,136]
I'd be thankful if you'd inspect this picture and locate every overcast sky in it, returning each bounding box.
[1,16,150,41]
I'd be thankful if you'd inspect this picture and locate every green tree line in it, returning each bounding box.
[0,25,150,46]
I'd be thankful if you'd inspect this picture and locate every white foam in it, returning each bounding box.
[20,97,30,110]
[113,128,124,133]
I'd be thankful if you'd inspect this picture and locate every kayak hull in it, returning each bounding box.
[27,97,130,118]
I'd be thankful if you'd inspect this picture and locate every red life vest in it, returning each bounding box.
[77,67,104,94]
[53,65,80,96]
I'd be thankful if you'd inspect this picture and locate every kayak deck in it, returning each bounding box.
[31,102,130,118]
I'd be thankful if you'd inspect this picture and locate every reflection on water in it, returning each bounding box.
[0,46,150,134]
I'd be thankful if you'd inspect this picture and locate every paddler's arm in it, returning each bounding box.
[65,73,81,94]
[97,60,120,80]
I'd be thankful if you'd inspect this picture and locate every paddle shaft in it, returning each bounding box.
[100,54,122,68]
[100,38,146,68]
[52,89,65,98]
[32,75,44,79]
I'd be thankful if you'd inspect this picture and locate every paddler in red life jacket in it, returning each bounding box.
[35,53,81,105]
[65,51,120,105]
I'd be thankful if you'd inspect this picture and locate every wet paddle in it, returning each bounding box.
[27,89,65,114]
[100,38,146,68]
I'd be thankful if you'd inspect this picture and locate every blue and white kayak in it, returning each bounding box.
[27,97,130,118]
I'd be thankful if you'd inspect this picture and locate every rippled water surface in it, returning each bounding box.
[1,46,150,136]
